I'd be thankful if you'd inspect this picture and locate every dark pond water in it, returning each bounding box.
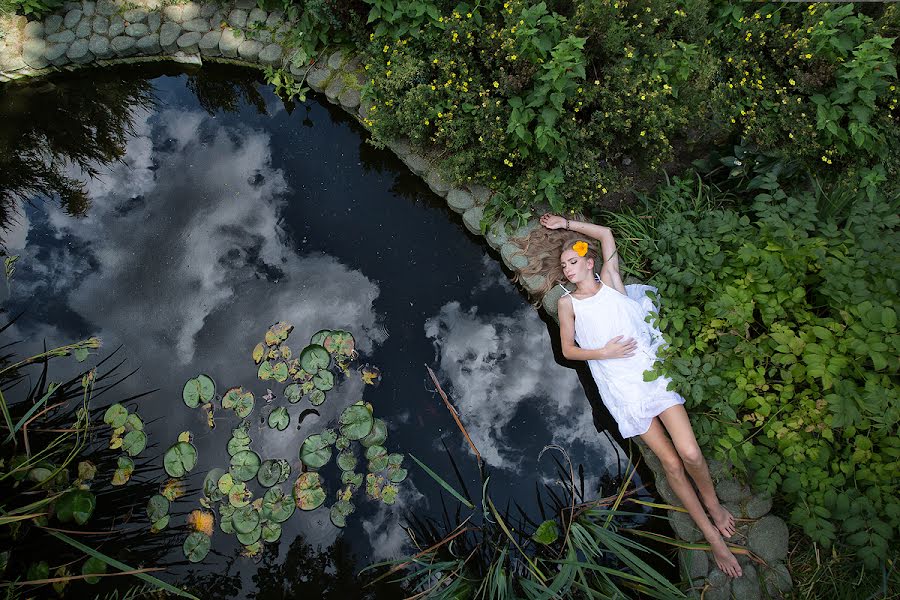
[0,65,661,597]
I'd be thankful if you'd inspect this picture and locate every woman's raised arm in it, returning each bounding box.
[539,214,625,293]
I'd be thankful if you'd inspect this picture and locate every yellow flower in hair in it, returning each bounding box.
[572,241,588,256]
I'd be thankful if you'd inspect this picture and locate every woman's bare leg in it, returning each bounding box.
[640,417,743,578]
[657,405,736,538]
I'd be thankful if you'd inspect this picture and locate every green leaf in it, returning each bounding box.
[74,348,90,362]
[147,495,169,523]
[313,369,334,391]
[257,460,282,488]
[122,430,147,457]
[293,472,326,510]
[232,505,261,534]
[310,389,326,406]
[164,441,198,478]
[103,404,128,428]
[82,556,107,584]
[300,345,330,373]
[409,454,473,508]
[268,407,290,431]
[230,450,261,482]
[183,532,211,563]
[532,520,559,545]
[196,374,216,403]
[203,469,225,501]
[337,450,357,472]
[339,402,374,440]
[262,485,296,523]
[361,418,388,447]
[299,434,332,468]
[182,379,202,408]
[55,489,96,525]
[262,520,282,542]
[284,383,303,403]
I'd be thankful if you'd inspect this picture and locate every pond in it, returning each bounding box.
[0,64,660,597]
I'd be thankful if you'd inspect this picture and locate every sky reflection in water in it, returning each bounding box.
[0,66,632,597]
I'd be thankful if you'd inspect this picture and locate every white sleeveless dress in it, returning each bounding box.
[564,281,685,438]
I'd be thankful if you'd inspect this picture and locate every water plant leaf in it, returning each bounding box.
[341,470,363,488]
[337,450,357,472]
[218,472,235,495]
[203,403,215,429]
[252,460,276,488]
[160,479,185,501]
[228,482,250,508]
[360,418,387,448]
[252,343,266,364]
[178,431,192,443]
[293,472,326,510]
[82,556,106,584]
[299,434,332,469]
[232,505,260,534]
[164,442,198,478]
[74,347,90,362]
[273,362,289,383]
[387,453,404,467]
[320,428,338,445]
[300,345,330,373]
[313,369,334,392]
[366,445,388,472]
[388,467,408,483]
[111,456,135,486]
[232,423,250,439]
[227,435,250,457]
[77,461,97,481]
[310,390,326,406]
[266,321,293,346]
[268,347,280,361]
[323,331,355,356]
[261,520,282,543]
[196,374,215,403]
[235,391,255,418]
[258,360,274,381]
[310,329,332,346]
[151,515,170,533]
[55,489,95,525]
[276,459,291,484]
[267,407,290,431]
[204,469,225,501]
[409,453,474,509]
[339,403,373,440]
[279,344,292,360]
[361,365,382,386]
[188,510,215,536]
[532,520,559,545]
[262,486,295,523]
[236,526,262,545]
[242,542,263,557]
[219,504,235,533]
[183,532,211,563]
[182,379,201,408]
[365,474,383,500]
[122,430,146,457]
[125,413,144,431]
[103,404,128,428]
[27,561,49,581]
[147,495,169,523]
[329,500,355,528]
[335,436,350,451]
[381,484,398,505]
[284,383,303,403]
[222,387,242,410]
[230,450,261,482]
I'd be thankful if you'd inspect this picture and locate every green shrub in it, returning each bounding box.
[637,175,899,567]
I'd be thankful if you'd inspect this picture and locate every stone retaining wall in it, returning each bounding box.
[0,3,792,597]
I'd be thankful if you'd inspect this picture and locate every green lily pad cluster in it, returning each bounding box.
[102,402,145,486]
[298,401,407,527]
[222,386,255,419]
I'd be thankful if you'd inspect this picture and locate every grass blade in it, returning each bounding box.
[409,453,474,509]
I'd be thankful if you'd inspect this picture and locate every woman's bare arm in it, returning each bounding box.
[567,219,625,294]
[558,296,637,360]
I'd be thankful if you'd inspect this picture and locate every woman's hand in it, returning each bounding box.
[600,336,637,359]
[540,213,568,230]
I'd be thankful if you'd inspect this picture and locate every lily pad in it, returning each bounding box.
[273,362,289,383]
[164,441,197,478]
[150,515,170,533]
[299,434,332,469]
[182,379,201,408]
[103,404,128,428]
[324,331,355,356]
[360,365,382,386]
[183,532,211,563]
[160,478,185,501]
[228,482,250,507]
[284,383,303,403]
[313,369,334,392]
[261,520,282,543]
[196,374,215,402]
[360,419,388,448]
[262,486,296,523]
[365,474,383,500]
[310,329,332,346]
[266,321,293,346]
[388,467,408,483]
[178,431,192,443]
[329,500,355,528]
[219,504,236,533]
[337,450,357,472]
[341,470,363,488]
[381,484,398,505]
[340,403,374,440]
[230,450,261,482]
[121,430,146,457]
[242,541,263,557]
[82,556,107,584]
[366,445,388,472]
[532,520,560,545]
[218,472,236,495]
[335,436,350,451]
[293,472,326,510]
[237,526,262,545]
[228,435,251,456]
[268,407,290,431]
[55,489,95,525]
[204,469,225,501]
[232,423,250,439]
[320,428,338,445]
[310,389,326,406]
[276,459,291,484]
[222,387,242,410]
[147,494,169,523]
[257,460,280,488]
[280,344,292,359]
[300,345,330,374]
[125,413,144,431]
[387,453,404,467]
[252,342,266,364]
[259,361,274,381]
[232,505,260,534]
[235,392,254,418]
[111,456,135,486]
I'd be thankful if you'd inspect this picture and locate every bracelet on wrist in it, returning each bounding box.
[565,218,570,230]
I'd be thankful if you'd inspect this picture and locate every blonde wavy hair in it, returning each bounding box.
[511,226,601,304]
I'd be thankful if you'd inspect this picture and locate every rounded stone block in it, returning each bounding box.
[654,476,681,506]
[91,16,108,35]
[136,34,161,54]
[234,0,255,8]
[125,23,149,37]
[403,153,430,177]
[468,184,491,206]
[679,548,709,582]
[247,7,266,26]
[520,274,544,296]
[46,29,75,43]
[200,2,217,18]
[63,9,83,29]
[147,12,161,33]
[180,3,200,22]
[159,22,181,50]
[75,19,91,38]
[227,9,247,28]
[763,563,792,597]
[177,31,201,52]
[327,49,343,69]
[542,283,565,318]
[670,510,703,542]
[748,515,789,564]
[485,221,508,250]
[107,15,124,37]
[218,28,240,58]
[44,14,63,34]
[325,77,345,102]
[446,189,474,213]
[258,43,282,66]
[66,38,92,62]
[265,11,283,28]
[463,206,484,236]
[96,0,116,16]
[111,35,136,56]
[182,17,208,32]
[426,170,451,197]
[43,42,69,62]
[704,569,732,600]
[237,39,262,60]
[500,242,528,271]
[198,30,221,56]
[22,39,49,69]
[88,34,111,58]
[715,479,751,503]
[306,66,330,92]
[24,20,44,39]
[123,8,148,23]
[358,98,374,120]
[745,492,773,519]
[732,562,761,600]
[162,5,183,21]
[83,1,95,16]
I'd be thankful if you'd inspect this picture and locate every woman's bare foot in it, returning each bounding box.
[707,502,736,538]
[709,536,742,578]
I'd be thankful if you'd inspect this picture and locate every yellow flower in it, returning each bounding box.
[572,241,588,256]
[510,54,517,60]
[466,12,472,17]
[789,78,796,85]
[493,81,499,88]
[640,130,646,136]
